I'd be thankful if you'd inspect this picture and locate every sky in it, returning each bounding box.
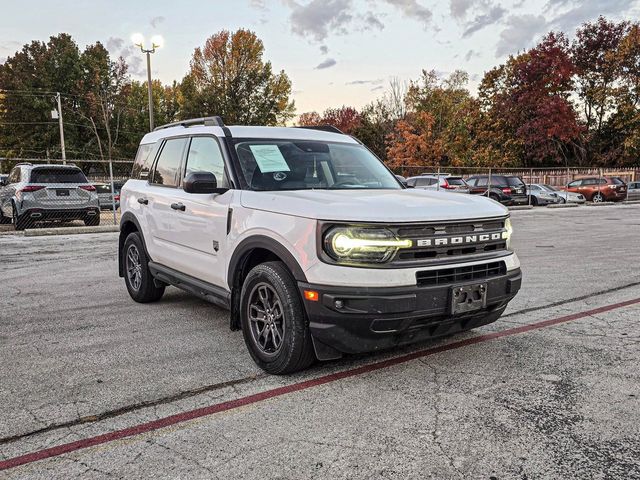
[1,0,639,115]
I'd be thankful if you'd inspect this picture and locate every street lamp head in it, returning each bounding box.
[151,35,164,50]
[131,33,145,49]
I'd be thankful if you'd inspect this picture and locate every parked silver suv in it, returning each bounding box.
[0,163,100,230]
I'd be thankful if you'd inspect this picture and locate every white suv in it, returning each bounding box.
[119,117,521,374]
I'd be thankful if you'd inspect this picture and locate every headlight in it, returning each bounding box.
[323,227,412,264]
[501,217,513,249]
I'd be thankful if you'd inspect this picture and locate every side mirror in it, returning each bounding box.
[183,171,228,195]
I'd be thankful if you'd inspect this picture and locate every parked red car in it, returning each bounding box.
[565,177,627,202]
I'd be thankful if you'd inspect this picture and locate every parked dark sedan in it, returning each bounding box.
[466,175,529,205]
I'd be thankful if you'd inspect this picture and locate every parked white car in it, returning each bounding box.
[539,184,586,204]
[119,117,521,374]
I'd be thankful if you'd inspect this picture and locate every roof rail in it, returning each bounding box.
[153,116,225,131]
[295,125,344,135]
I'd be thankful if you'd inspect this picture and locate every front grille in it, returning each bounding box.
[416,261,507,286]
[390,218,509,265]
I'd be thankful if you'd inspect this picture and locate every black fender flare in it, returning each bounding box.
[118,212,151,277]
[227,235,308,289]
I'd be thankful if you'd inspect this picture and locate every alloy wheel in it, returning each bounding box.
[126,244,143,291]
[247,282,285,356]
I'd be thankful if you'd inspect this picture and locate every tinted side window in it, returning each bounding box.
[8,168,20,184]
[416,178,432,187]
[476,177,488,187]
[131,143,159,180]
[582,178,596,185]
[151,138,188,186]
[185,137,228,187]
[568,180,581,187]
[406,178,417,187]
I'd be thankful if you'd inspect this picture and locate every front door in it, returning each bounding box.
[169,136,233,289]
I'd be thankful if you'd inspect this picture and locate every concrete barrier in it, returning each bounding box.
[24,225,119,237]
[548,203,580,209]
[508,205,534,211]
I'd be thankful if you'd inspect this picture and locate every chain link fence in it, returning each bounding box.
[1,158,638,233]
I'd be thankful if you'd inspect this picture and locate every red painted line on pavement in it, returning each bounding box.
[2,296,639,471]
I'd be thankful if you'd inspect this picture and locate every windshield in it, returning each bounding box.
[234,140,401,191]
[542,184,558,191]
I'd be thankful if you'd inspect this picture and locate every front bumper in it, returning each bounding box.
[299,268,522,359]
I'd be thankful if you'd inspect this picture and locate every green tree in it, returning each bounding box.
[179,29,295,125]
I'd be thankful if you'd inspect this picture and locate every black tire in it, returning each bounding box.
[240,261,315,374]
[489,193,500,202]
[12,204,27,231]
[84,215,100,226]
[531,196,538,206]
[0,205,10,224]
[123,232,165,303]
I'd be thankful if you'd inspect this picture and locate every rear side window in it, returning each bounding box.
[583,178,596,185]
[506,177,525,187]
[131,143,156,180]
[8,168,21,184]
[447,177,466,186]
[185,137,228,187]
[151,138,188,186]
[30,168,87,184]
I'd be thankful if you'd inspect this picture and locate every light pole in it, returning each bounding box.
[132,33,163,131]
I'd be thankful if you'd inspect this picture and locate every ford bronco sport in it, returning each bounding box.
[119,117,521,374]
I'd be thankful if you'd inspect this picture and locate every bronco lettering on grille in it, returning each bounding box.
[416,232,503,247]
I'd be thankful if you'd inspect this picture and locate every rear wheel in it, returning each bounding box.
[12,204,27,231]
[84,215,100,226]
[240,261,315,374]
[123,232,165,303]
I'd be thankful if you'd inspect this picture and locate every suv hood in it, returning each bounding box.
[240,189,507,223]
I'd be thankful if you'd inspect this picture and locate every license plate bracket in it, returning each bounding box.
[56,189,70,196]
[450,283,487,315]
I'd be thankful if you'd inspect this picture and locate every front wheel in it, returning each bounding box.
[558,197,566,204]
[123,232,165,303]
[592,192,604,203]
[240,261,315,374]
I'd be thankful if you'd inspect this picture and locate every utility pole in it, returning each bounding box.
[55,92,66,165]
[146,52,154,131]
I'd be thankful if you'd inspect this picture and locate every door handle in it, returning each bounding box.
[137,197,148,205]
[171,202,186,211]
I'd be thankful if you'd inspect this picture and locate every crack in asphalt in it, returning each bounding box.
[0,374,266,447]
[1,279,639,451]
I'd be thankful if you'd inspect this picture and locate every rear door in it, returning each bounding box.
[167,136,233,286]
[144,137,189,270]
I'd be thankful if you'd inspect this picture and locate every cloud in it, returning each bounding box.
[315,58,337,69]
[106,36,145,76]
[150,16,165,28]
[249,0,267,9]
[495,14,547,57]
[464,49,480,61]
[363,11,385,30]
[450,0,475,19]
[382,0,432,27]
[371,85,384,91]
[548,0,636,33]
[319,45,329,54]
[0,56,6,64]
[462,5,507,37]
[345,78,384,85]
[285,0,353,42]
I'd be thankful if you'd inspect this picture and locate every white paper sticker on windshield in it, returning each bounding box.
[250,145,290,173]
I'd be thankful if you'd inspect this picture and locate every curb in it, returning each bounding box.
[23,225,119,237]
[585,202,615,207]
[622,200,640,205]
[507,205,534,211]
[547,203,579,209]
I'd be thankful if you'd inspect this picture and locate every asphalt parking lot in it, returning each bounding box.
[1,205,640,479]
